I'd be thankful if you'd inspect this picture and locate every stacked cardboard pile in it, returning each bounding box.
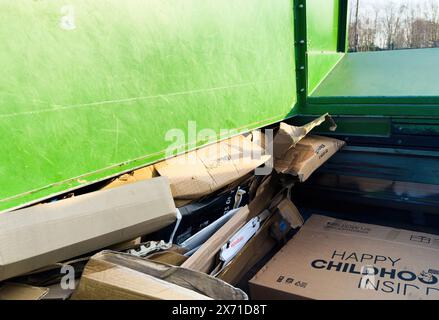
[0,114,371,300]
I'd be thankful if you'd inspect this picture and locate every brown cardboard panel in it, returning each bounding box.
[72,251,248,300]
[182,175,283,274]
[41,282,78,300]
[275,135,345,182]
[273,114,336,160]
[155,135,270,201]
[218,213,283,285]
[108,237,142,252]
[181,206,251,273]
[102,166,157,190]
[73,259,210,300]
[250,215,439,300]
[0,177,177,281]
[0,283,49,300]
[147,251,188,266]
[276,198,304,229]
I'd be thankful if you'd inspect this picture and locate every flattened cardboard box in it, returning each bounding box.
[274,135,345,182]
[72,251,248,300]
[155,134,270,201]
[0,177,177,281]
[250,215,439,300]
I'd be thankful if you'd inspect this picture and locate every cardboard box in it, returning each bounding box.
[274,135,345,182]
[72,251,248,300]
[0,177,177,281]
[150,178,252,245]
[250,215,439,300]
[155,135,270,201]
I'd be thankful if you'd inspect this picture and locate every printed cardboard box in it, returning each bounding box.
[250,215,439,300]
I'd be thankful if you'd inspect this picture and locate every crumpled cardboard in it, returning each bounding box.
[72,251,248,300]
[155,135,271,201]
[0,177,177,282]
[273,113,337,160]
[275,135,346,182]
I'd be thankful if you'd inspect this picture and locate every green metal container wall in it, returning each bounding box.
[306,0,345,94]
[0,0,297,212]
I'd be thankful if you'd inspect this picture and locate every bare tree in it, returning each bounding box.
[348,0,439,52]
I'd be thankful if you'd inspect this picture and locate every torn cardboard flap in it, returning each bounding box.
[275,135,346,182]
[0,177,177,282]
[276,198,304,229]
[155,135,271,200]
[273,113,337,160]
[72,251,248,300]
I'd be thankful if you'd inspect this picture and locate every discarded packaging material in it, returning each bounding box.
[275,135,346,182]
[180,208,242,252]
[250,215,439,300]
[183,176,283,276]
[155,135,270,201]
[147,251,188,266]
[102,165,157,190]
[276,198,304,229]
[109,238,142,252]
[215,210,271,274]
[41,282,78,300]
[0,177,177,281]
[218,213,289,285]
[152,181,251,245]
[0,283,49,300]
[72,251,248,300]
[273,113,336,160]
[182,206,251,274]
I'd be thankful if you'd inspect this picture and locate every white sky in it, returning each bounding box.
[358,0,435,9]
[352,0,439,18]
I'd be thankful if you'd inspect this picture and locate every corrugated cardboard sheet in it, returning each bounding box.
[155,135,270,201]
[72,251,248,300]
[0,177,177,281]
[275,135,346,182]
[0,283,48,300]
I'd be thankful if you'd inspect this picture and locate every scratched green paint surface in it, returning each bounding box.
[306,0,344,94]
[0,0,297,212]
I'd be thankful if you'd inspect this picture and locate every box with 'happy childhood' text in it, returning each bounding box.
[250,215,439,300]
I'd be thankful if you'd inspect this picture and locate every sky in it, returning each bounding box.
[356,0,435,9]
[351,0,438,18]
